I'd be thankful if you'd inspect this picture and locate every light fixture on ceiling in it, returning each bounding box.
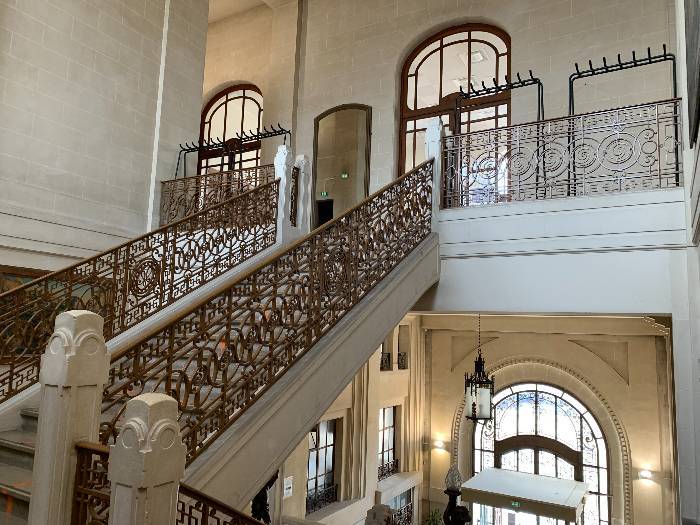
[464,313,495,421]
[459,50,487,67]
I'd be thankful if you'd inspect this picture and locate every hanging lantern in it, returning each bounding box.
[464,315,494,421]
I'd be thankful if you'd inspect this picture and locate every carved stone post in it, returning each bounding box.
[107,393,186,525]
[364,503,393,525]
[28,311,110,525]
[275,144,294,244]
[424,117,444,231]
[294,154,312,235]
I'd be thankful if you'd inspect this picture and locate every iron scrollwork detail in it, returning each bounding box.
[442,99,682,208]
[0,180,279,405]
[101,161,434,464]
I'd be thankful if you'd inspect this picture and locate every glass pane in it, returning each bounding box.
[469,39,498,90]
[386,407,394,427]
[583,466,599,492]
[539,450,556,477]
[208,107,225,141]
[474,450,482,473]
[501,451,517,471]
[556,457,575,480]
[495,394,518,440]
[326,448,334,472]
[518,392,536,435]
[307,451,316,478]
[415,50,440,108]
[319,422,327,447]
[225,99,243,140]
[537,393,556,439]
[518,448,535,474]
[582,424,598,465]
[483,451,494,469]
[441,40,470,98]
[556,399,580,450]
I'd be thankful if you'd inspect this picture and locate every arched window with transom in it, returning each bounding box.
[473,383,610,525]
[399,24,510,172]
[199,84,263,173]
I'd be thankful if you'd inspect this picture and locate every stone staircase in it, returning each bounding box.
[0,407,38,524]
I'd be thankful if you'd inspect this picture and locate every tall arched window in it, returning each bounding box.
[399,25,510,172]
[474,383,610,525]
[199,84,263,173]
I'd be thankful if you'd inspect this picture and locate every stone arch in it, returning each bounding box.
[451,357,633,524]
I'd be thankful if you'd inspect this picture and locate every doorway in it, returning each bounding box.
[312,105,371,227]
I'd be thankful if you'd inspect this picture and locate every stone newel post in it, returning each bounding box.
[424,117,444,231]
[275,144,294,244]
[28,310,110,525]
[364,503,393,525]
[107,393,186,525]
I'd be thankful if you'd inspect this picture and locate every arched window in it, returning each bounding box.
[199,84,263,173]
[399,25,510,172]
[474,383,610,525]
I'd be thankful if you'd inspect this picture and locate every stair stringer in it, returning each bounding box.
[184,233,440,508]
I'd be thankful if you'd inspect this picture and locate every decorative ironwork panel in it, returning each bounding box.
[378,459,400,481]
[397,351,408,370]
[101,161,434,462]
[305,484,338,515]
[442,99,682,208]
[176,483,264,525]
[289,166,299,227]
[160,165,275,225]
[72,441,110,525]
[380,352,392,371]
[391,502,414,525]
[0,181,279,405]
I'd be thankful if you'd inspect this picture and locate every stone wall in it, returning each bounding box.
[0,0,208,269]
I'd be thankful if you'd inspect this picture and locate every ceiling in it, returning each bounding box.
[208,0,266,23]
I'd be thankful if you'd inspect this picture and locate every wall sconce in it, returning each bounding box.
[638,469,654,481]
[340,171,349,179]
[433,440,446,450]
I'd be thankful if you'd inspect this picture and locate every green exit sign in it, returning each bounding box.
[511,501,521,508]
[320,191,329,197]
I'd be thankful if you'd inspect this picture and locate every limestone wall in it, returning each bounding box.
[0,0,208,269]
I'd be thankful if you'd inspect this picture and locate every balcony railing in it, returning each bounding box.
[305,484,338,514]
[391,502,414,525]
[442,99,682,208]
[99,161,434,461]
[0,181,279,404]
[72,441,263,525]
[380,351,392,371]
[397,351,408,370]
[378,459,400,481]
[160,165,276,225]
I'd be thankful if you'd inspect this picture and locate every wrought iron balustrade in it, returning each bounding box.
[305,484,338,514]
[442,99,682,208]
[160,165,276,225]
[0,180,279,405]
[380,351,392,371]
[391,502,414,525]
[397,351,408,370]
[378,459,400,481]
[100,160,434,461]
[71,442,263,525]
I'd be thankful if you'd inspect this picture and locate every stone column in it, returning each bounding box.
[424,117,444,230]
[107,393,186,525]
[28,311,110,525]
[275,144,295,244]
[294,154,312,235]
[364,503,393,525]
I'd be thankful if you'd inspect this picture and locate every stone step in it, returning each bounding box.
[0,462,32,523]
[0,432,35,471]
[18,409,38,434]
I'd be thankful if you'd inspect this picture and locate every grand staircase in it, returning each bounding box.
[0,159,437,524]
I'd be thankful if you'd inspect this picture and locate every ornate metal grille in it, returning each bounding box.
[397,351,408,370]
[160,165,275,225]
[0,181,279,405]
[305,484,338,515]
[71,443,262,525]
[100,161,434,462]
[378,459,400,481]
[391,502,414,525]
[176,483,264,525]
[289,166,299,227]
[442,99,682,208]
[72,441,110,525]
[380,351,392,371]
